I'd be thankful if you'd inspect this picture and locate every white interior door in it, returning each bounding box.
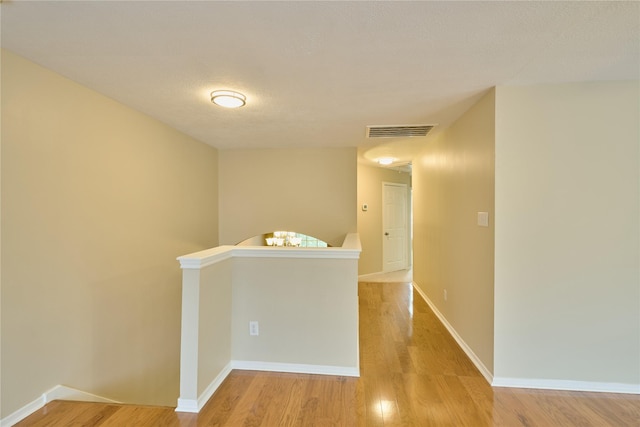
[383,182,408,272]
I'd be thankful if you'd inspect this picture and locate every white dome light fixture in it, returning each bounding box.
[210,90,246,108]
[378,157,395,166]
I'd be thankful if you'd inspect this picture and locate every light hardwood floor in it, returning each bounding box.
[16,281,640,426]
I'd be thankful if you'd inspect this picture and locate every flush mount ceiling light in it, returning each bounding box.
[378,157,395,166]
[210,90,246,108]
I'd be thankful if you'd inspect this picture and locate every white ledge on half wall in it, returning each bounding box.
[177,233,361,269]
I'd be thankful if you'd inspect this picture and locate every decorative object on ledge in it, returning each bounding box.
[264,231,329,248]
[266,231,301,247]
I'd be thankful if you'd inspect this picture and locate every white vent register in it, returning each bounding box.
[366,124,434,138]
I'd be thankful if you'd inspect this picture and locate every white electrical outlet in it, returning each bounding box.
[249,321,259,336]
[444,289,448,301]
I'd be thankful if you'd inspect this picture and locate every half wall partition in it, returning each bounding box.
[175,234,361,412]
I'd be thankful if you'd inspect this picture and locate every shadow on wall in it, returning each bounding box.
[236,231,330,247]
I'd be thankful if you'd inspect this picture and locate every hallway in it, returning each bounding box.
[16,280,639,426]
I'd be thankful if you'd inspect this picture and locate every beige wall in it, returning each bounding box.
[197,260,232,396]
[494,82,640,386]
[1,50,219,416]
[232,255,359,369]
[218,148,357,247]
[413,89,496,375]
[357,164,411,275]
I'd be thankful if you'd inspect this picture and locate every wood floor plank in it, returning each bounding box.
[196,370,256,426]
[458,375,497,425]
[17,401,121,427]
[586,392,640,426]
[217,373,269,427]
[273,374,307,427]
[15,280,640,426]
[360,370,384,427]
[255,374,294,427]
[293,377,321,426]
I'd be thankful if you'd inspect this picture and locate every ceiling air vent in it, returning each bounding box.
[366,124,434,138]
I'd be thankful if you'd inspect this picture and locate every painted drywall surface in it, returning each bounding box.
[413,89,495,374]
[357,164,411,275]
[1,50,218,416]
[218,148,357,247]
[236,234,266,246]
[197,261,232,396]
[494,82,640,385]
[231,257,359,368]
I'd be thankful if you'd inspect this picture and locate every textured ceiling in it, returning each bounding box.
[2,1,638,166]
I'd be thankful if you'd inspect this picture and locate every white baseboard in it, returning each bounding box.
[492,377,640,395]
[411,282,494,384]
[1,385,120,427]
[175,360,358,414]
[1,393,45,427]
[358,271,384,280]
[174,398,199,413]
[175,362,233,413]
[197,363,233,410]
[44,385,121,404]
[231,360,360,377]
[411,282,640,396]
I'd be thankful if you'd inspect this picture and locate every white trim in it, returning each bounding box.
[412,282,494,384]
[197,363,233,410]
[175,362,233,413]
[1,393,45,427]
[357,271,384,280]
[175,398,199,413]
[341,233,362,251]
[231,360,360,377]
[492,377,640,395]
[232,246,360,260]
[0,385,120,427]
[44,385,121,404]
[177,246,234,269]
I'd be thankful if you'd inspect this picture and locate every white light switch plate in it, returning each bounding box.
[477,212,489,227]
[249,321,259,336]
